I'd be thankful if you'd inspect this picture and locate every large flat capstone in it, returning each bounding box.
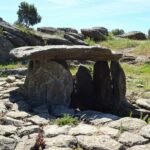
[10,45,122,61]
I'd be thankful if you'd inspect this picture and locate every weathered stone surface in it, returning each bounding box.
[0,125,17,136]
[0,135,16,150]
[64,34,87,45]
[57,27,78,33]
[76,110,119,121]
[110,61,126,114]
[43,35,72,45]
[93,61,112,112]
[6,111,30,119]
[13,100,31,111]
[118,132,148,146]
[0,116,24,127]
[0,35,14,63]
[139,124,150,139]
[27,115,49,125]
[18,125,39,137]
[44,125,71,137]
[77,135,124,150]
[24,61,73,107]
[69,124,98,135]
[37,27,61,34]
[45,135,77,148]
[45,147,72,150]
[67,32,84,40]
[90,118,112,125]
[71,65,95,110]
[136,99,150,110]
[10,45,122,61]
[81,27,108,41]
[108,117,146,131]
[119,31,146,40]
[99,127,120,138]
[127,144,150,150]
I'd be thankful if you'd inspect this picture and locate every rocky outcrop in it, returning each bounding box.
[37,27,62,34]
[119,31,146,40]
[81,27,108,41]
[10,45,122,61]
[0,18,44,63]
[64,34,87,45]
[57,27,78,33]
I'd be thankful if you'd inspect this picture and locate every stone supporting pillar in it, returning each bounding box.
[93,61,112,112]
[24,59,73,107]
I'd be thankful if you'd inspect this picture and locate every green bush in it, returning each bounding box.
[111,29,125,35]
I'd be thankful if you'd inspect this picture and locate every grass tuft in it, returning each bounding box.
[50,114,78,126]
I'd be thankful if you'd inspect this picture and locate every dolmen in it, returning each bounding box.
[10,45,128,115]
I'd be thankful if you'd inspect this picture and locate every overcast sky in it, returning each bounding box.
[1,0,150,33]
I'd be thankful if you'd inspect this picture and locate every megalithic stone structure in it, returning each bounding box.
[10,45,123,112]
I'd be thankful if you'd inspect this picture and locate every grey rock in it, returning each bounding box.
[10,45,122,61]
[110,61,126,103]
[69,123,98,136]
[77,135,124,150]
[45,147,72,150]
[90,118,112,125]
[0,35,14,63]
[0,116,24,127]
[118,132,148,146]
[43,35,72,45]
[81,28,106,41]
[18,125,39,137]
[64,34,87,45]
[76,110,119,121]
[24,61,73,107]
[6,76,16,83]
[99,127,120,138]
[57,27,78,33]
[0,125,17,136]
[119,31,146,40]
[27,115,49,125]
[139,124,150,139]
[93,61,112,112]
[6,111,30,119]
[127,144,150,150]
[13,100,31,111]
[37,27,61,34]
[45,135,77,148]
[0,135,16,150]
[136,99,150,110]
[44,125,71,137]
[108,117,146,131]
[71,65,95,110]
[67,32,84,40]
[0,68,27,76]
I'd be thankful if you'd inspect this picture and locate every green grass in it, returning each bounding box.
[122,63,150,91]
[15,24,36,36]
[70,62,150,94]
[100,38,140,50]
[85,36,150,56]
[50,114,79,126]
[0,62,26,69]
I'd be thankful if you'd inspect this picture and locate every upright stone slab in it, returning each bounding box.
[93,61,112,112]
[110,61,126,102]
[71,65,95,110]
[24,60,73,107]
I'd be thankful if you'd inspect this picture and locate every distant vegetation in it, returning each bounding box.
[111,28,125,35]
[16,1,42,27]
